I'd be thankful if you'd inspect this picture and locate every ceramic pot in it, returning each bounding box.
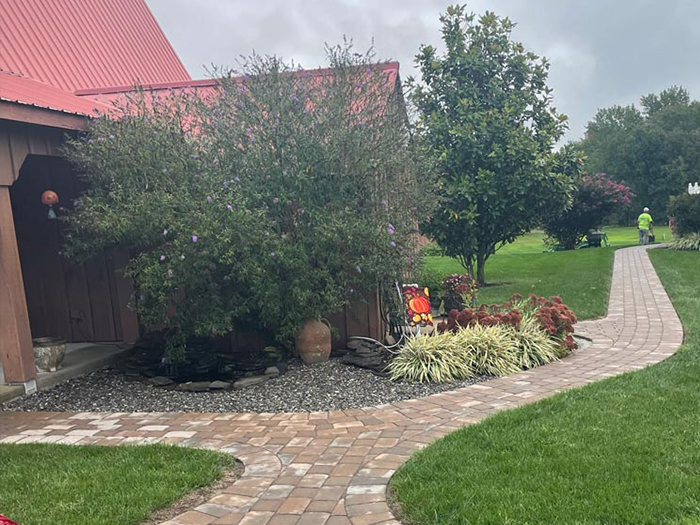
[33,337,66,372]
[295,319,331,365]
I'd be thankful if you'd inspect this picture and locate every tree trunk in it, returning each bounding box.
[464,256,475,280]
[476,250,487,285]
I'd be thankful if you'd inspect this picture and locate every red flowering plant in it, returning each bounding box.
[437,293,577,351]
[543,172,635,250]
[440,273,478,309]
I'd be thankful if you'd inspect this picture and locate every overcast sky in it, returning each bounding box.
[147,0,700,142]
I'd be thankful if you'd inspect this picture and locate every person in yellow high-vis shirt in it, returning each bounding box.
[637,207,653,245]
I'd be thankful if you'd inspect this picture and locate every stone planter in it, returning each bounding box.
[33,337,67,372]
[295,319,331,365]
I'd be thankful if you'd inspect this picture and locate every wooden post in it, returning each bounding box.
[0,185,37,390]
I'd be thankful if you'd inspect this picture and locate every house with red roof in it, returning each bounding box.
[0,0,400,394]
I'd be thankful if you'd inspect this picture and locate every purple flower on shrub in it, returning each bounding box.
[163,229,168,235]
[388,223,395,235]
[159,255,166,261]
[355,265,362,273]
[162,168,167,174]
[191,235,198,243]
[381,199,388,210]
[234,176,241,183]
[390,241,396,247]
[180,254,185,260]
[270,252,276,258]
[227,204,233,211]
[206,196,213,203]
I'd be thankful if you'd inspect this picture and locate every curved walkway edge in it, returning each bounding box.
[0,246,685,525]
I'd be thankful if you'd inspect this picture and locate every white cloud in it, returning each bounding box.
[147,0,700,142]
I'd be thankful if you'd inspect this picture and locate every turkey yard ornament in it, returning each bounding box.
[403,284,433,327]
[41,189,59,219]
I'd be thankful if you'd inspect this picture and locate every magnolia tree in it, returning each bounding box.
[411,5,572,284]
[63,46,431,362]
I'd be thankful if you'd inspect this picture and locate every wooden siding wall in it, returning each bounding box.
[0,120,65,186]
[216,293,385,356]
[10,155,137,343]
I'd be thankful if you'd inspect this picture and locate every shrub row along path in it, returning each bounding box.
[0,246,684,525]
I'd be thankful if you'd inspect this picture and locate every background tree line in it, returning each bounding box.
[574,86,700,221]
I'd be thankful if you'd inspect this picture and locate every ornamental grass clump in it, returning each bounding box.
[390,293,579,383]
[668,233,700,251]
[387,332,475,383]
[509,318,560,369]
[452,324,520,377]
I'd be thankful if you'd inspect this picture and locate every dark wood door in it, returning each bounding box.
[10,155,133,343]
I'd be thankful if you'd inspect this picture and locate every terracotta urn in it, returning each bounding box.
[33,337,66,373]
[295,319,331,365]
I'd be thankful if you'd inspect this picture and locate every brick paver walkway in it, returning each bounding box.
[0,246,684,525]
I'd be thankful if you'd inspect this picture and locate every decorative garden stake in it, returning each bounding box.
[41,189,59,219]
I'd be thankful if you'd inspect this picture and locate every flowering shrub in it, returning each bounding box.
[440,273,478,307]
[543,173,635,250]
[62,45,432,362]
[437,294,577,352]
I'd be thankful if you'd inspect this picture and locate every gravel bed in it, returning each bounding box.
[1,359,487,413]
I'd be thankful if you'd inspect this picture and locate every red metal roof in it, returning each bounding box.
[0,0,191,93]
[78,62,402,107]
[0,71,114,117]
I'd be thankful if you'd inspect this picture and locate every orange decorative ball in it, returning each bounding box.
[41,190,59,206]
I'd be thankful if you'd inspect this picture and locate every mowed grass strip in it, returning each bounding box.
[0,443,233,525]
[391,248,700,525]
[424,226,671,320]
[426,248,614,320]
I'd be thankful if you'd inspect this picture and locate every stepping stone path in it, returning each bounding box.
[0,246,684,525]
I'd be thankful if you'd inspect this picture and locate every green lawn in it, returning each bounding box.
[424,226,670,320]
[391,248,700,525]
[0,443,233,525]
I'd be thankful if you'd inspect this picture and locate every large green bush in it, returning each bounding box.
[63,46,431,361]
[668,193,700,236]
[543,172,635,250]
